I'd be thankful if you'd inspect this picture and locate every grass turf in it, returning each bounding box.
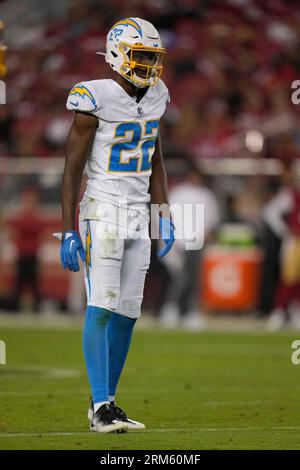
[0,326,300,449]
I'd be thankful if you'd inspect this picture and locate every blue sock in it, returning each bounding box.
[107,312,136,398]
[82,306,113,404]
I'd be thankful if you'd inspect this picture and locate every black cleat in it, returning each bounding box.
[109,401,145,430]
[88,403,127,434]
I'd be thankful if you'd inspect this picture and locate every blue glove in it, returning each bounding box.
[59,230,86,272]
[157,217,175,259]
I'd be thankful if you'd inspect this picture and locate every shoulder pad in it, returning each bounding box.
[66,82,98,113]
[157,79,170,104]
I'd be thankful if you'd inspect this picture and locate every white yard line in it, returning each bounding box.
[1,426,300,438]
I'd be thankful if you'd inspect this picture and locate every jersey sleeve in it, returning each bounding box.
[66,81,99,114]
[166,88,171,105]
[159,79,170,106]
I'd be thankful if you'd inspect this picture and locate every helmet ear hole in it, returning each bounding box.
[111,51,118,58]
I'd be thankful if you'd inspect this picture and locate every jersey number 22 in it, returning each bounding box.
[108,120,159,172]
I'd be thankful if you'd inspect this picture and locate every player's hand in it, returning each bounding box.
[157,217,175,258]
[53,230,86,272]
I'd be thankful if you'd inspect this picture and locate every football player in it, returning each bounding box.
[57,17,175,433]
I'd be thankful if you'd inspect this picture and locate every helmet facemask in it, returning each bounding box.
[118,43,166,88]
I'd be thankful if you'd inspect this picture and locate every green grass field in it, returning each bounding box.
[0,325,300,449]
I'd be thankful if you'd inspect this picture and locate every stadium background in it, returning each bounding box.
[1,0,300,319]
[1,0,300,450]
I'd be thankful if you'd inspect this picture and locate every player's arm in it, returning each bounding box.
[57,112,98,272]
[149,133,175,258]
[62,112,98,231]
[149,133,169,208]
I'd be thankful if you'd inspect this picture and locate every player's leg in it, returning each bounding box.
[107,312,136,403]
[107,226,151,429]
[287,237,300,328]
[269,235,298,330]
[159,251,185,328]
[79,219,127,433]
[268,236,298,330]
[179,249,206,330]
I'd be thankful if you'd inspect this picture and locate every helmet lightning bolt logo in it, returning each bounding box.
[111,18,143,38]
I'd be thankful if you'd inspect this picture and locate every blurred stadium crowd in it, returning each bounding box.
[1,0,300,159]
[1,0,300,329]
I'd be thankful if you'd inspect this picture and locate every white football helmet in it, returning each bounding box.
[103,17,166,88]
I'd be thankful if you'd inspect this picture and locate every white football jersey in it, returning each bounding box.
[66,79,170,214]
